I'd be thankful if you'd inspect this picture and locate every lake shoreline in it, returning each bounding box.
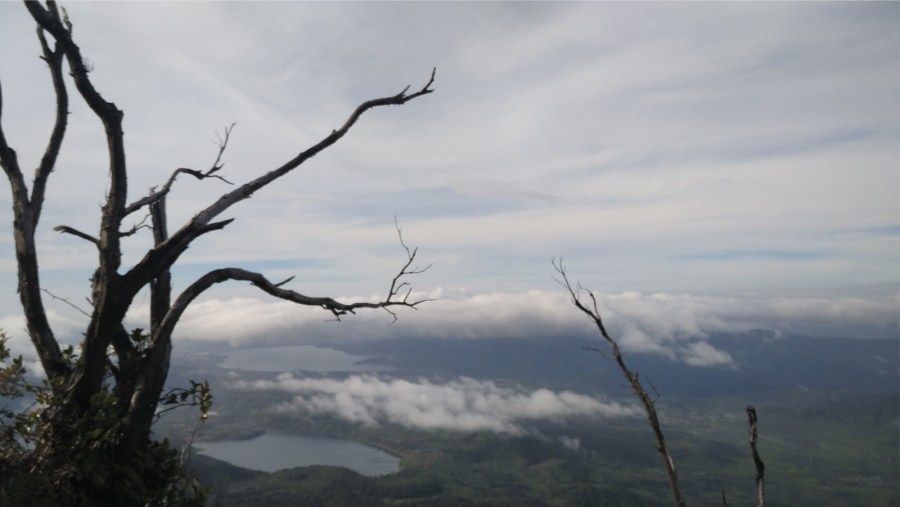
[193,431,402,476]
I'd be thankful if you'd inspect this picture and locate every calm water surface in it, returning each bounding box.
[195,432,400,476]
[218,345,391,373]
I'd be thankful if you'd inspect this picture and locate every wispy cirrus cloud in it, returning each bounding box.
[0,2,896,373]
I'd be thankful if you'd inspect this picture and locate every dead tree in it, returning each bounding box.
[554,260,686,507]
[553,260,765,507]
[0,1,434,501]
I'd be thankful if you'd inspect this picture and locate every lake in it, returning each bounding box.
[194,432,400,476]
[217,345,392,373]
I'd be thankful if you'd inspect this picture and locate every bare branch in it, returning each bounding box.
[747,405,765,507]
[273,276,295,288]
[197,218,235,235]
[124,123,236,216]
[582,345,613,363]
[553,259,686,507]
[0,9,75,381]
[644,373,662,403]
[184,266,424,327]
[31,25,68,221]
[53,225,99,246]
[155,236,429,342]
[389,218,433,304]
[28,0,129,277]
[123,70,436,295]
[59,6,73,34]
[40,288,91,318]
[0,84,26,194]
[210,123,236,178]
[119,213,152,238]
[124,69,436,300]
[116,75,435,458]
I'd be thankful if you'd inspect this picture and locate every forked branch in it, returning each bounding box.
[153,233,430,347]
[0,11,72,380]
[385,218,433,320]
[27,1,129,265]
[123,69,436,296]
[124,123,236,217]
[118,213,152,238]
[31,24,68,220]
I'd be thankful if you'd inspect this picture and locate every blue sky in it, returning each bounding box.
[0,2,897,368]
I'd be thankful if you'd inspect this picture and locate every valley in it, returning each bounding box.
[155,334,899,506]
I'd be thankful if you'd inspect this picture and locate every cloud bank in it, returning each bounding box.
[4,286,894,374]
[159,288,899,351]
[232,373,640,435]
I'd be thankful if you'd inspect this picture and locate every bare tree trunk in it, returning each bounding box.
[747,405,765,507]
[554,260,687,507]
[113,196,173,463]
[555,260,772,507]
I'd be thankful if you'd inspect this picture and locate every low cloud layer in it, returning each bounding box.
[157,288,899,358]
[232,374,640,435]
[3,287,895,373]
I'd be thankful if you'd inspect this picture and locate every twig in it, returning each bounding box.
[53,225,99,246]
[123,123,236,216]
[119,212,152,238]
[40,288,91,318]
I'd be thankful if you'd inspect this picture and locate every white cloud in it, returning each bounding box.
[4,284,893,378]
[680,341,734,368]
[558,435,581,452]
[0,310,89,379]
[0,311,84,357]
[232,373,640,435]
[160,289,898,356]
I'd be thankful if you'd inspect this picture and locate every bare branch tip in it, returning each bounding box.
[274,275,295,288]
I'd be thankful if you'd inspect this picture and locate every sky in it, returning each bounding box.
[0,2,898,373]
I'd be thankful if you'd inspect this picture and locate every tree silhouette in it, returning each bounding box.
[0,1,434,503]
